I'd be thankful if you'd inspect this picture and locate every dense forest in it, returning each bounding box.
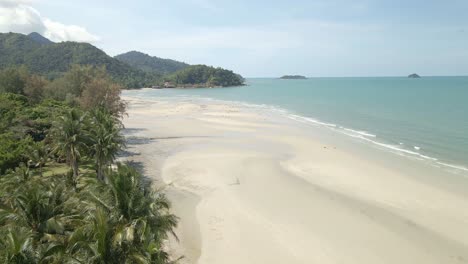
[0,66,179,263]
[0,33,159,88]
[164,65,245,87]
[27,32,54,45]
[115,51,189,75]
[0,32,245,89]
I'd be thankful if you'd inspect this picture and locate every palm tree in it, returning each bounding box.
[107,164,177,230]
[0,163,31,210]
[0,176,85,262]
[2,181,69,239]
[27,141,50,177]
[89,108,125,182]
[0,227,68,264]
[0,227,36,263]
[86,163,178,263]
[0,154,177,264]
[50,109,89,186]
[74,207,117,263]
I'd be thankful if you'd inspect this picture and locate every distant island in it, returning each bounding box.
[408,73,421,78]
[280,75,307,79]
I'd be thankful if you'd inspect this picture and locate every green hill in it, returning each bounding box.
[164,65,245,87]
[0,32,159,88]
[0,32,244,89]
[27,32,54,45]
[115,51,189,75]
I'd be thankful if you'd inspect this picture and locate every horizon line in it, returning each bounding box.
[244,75,468,78]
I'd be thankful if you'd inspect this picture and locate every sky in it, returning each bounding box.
[1,0,467,77]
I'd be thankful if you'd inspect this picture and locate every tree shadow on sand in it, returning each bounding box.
[125,161,151,184]
[118,149,141,158]
[122,127,147,136]
[126,136,153,145]
[126,135,215,145]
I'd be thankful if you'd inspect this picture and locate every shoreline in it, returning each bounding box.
[123,89,468,176]
[122,95,468,264]
[129,84,248,90]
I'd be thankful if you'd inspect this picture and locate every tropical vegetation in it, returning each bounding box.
[0,65,179,263]
[0,32,245,89]
[115,51,189,75]
[0,32,160,88]
[163,65,245,87]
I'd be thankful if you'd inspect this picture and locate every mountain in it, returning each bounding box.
[0,32,159,88]
[115,51,189,75]
[0,32,244,89]
[27,32,53,45]
[115,51,244,87]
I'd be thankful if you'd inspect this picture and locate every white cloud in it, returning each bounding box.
[0,0,99,42]
[42,18,99,42]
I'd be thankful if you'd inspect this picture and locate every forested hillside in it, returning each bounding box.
[115,51,189,75]
[0,32,245,89]
[0,32,159,88]
[164,65,245,87]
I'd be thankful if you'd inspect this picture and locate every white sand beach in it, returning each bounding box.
[122,95,468,264]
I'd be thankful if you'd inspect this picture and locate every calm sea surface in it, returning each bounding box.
[124,77,468,173]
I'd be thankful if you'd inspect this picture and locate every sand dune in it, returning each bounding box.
[122,96,468,264]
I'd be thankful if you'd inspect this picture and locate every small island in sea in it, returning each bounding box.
[280,75,307,79]
[408,73,421,78]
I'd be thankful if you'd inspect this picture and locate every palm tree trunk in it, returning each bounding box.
[72,159,79,180]
[97,161,104,182]
[71,149,79,187]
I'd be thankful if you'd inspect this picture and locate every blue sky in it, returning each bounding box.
[1,0,468,77]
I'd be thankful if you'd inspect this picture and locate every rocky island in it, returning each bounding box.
[280,75,307,79]
[408,73,421,78]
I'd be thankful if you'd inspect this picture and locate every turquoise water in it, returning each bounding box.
[124,77,468,172]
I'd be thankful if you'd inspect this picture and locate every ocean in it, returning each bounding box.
[123,77,468,174]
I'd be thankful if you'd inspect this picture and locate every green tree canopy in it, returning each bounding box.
[165,65,245,87]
